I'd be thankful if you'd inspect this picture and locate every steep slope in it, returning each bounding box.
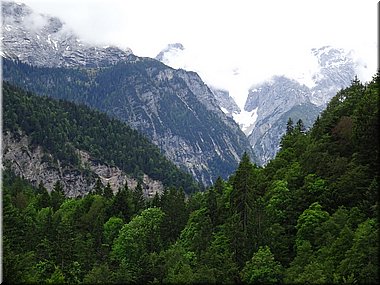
[2,1,255,185]
[244,76,320,164]
[3,58,255,185]
[3,132,164,198]
[251,102,321,162]
[1,1,133,67]
[309,46,357,106]
[2,82,200,195]
[155,41,359,165]
[209,87,241,118]
[244,46,356,164]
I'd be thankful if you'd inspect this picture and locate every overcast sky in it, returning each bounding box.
[19,0,378,107]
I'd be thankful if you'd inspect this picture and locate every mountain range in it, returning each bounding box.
[1,1,255,187]
[156,43,361,164]
[1,0,366,186]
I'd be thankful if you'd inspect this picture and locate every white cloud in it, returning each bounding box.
[19,0,378,107]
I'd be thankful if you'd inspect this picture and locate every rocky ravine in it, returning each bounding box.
[2,132,164,197]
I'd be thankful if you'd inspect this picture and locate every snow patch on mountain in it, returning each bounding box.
[232,107,258,136]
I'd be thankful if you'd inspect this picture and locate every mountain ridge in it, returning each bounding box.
[2,81,200,195]
[2,1,256,185]
[1,1,133,67]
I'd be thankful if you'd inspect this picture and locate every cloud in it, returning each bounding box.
[19,0,378,107]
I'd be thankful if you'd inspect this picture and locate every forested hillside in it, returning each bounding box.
[2,82,200,193]
[2,74,378,283]
[2,58,256,185]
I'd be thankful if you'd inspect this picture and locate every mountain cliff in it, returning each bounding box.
[1,1,133,67]
[155,42,359,165]
[2,1,255,185]
[244,46,357,164]
[2,82,200,195]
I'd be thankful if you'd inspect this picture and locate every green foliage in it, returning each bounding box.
[241,246,283,283]
[179,207,212,254]
[109,183,134,222]
[3,58,255,184]
[338,218,379,283]
[83,263,115,284]
[2,74,378,283]
[103,216,124,246]
[158,187,189,247]
[201,227,239,283]
[111,207,165,282]
[295,202,330,248]
[2,81,200,193]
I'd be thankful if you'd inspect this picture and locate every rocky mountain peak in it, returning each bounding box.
[2,1,32,18]
[155,43,185,62]
[312,45,352,68]
[1,1,133,67]
[2,1,256,186]
[243,46,356,165]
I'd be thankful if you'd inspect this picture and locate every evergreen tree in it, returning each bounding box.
[286,117,294,134]
[93,178,104,195]
[110,182,134,222]
[231,152,254,235]
[50,181,65,211]
[103,183,113,199]
[295,118,306,133]
[132,181,145,215]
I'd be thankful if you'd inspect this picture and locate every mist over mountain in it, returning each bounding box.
[1,1,133,67]
[155,43,185,65]
[2,1,255,186]
[1,0,370,173]
[156,42,361,164]
[2,1,378,284]
[244,46,357,164]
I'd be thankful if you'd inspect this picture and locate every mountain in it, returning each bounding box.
[209,87,241,118]
[2,1,255,186]
[309,46,357,106]
[244,46,357,164]
[3,81,200,195]
[155,43,185,64]
[3,74,378,284]
[244,76,320,164]
[155,42,360,165]
[1,1,133,67]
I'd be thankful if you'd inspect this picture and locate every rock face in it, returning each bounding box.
[155,40,358,165]
[209,87,241,118]
[1,1,133,67]
[2,1,255,185]
[244,46,356,164]
[3,58,255,186]
[2,132,164,198]
[245,76,314,159]
[309,46,357,106]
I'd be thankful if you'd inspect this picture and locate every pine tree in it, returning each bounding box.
[93,178,104,195]
[231,152,254,234]
[132,181,145,215]
[110,182,134,222]
[295,118,306,133]
[286,117,294,134]
[229,152,255,267]
[103,183,113,199]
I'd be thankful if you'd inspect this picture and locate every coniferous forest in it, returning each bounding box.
[2,73,379,283]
